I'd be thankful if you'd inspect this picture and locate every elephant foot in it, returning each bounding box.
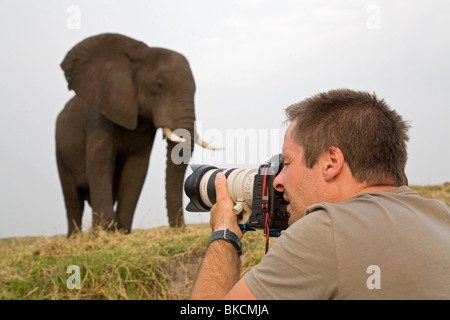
[92,211,118,232]
[115,223,132,235]
[169,208,185,229]
[67,227,81,238]
[67,218,83,238]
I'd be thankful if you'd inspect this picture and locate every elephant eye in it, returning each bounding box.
[157,81,164,89]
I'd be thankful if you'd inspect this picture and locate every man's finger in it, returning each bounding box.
[215,172,231,201]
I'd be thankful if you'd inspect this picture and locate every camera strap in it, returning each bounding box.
[261,165,271,254]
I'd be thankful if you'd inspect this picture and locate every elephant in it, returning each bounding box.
[56,33,216,236]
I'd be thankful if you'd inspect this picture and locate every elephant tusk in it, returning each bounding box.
[196,138,225,151]
[163,127,186,143]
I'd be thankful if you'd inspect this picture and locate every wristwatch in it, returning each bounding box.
[210,229,242,255]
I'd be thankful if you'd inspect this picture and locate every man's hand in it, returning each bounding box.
[210,172,243,239]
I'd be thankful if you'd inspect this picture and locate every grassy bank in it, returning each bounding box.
[0,224,269,300]
[0,184,448,300]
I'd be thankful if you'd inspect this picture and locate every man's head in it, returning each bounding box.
[274,89,411,224]
[286,88,410,186]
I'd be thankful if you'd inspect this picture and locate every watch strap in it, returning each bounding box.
[209,229,242,255]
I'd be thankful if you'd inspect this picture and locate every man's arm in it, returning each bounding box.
[190,172,257,300]
[190,237,241,299]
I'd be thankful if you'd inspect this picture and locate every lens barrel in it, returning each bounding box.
[184,164,256,216]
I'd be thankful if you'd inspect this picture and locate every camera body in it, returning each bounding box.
[184,154,289,237]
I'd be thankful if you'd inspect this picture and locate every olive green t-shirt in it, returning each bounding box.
[244,186,450,299]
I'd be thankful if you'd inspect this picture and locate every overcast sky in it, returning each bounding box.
[1,0,449,238]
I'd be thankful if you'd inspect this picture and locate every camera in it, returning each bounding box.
[184,154,289,237]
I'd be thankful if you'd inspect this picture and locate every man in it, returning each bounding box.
[190,89,450,299]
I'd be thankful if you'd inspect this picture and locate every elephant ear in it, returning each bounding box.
[61,33,148,130]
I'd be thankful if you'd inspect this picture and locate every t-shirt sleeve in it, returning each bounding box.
[244,209,340,299]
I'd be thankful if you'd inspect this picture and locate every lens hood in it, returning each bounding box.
[184,164,218,212]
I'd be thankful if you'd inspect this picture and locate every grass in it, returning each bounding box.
[0,183,448,300]
[410,183,450,203]
[0,224,271,300]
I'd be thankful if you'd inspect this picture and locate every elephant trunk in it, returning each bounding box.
[165,125,194,228]
[161,99,195,227]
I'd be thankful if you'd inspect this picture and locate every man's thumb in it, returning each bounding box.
[215,172,229,199]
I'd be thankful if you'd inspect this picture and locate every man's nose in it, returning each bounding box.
[273,173,284,193]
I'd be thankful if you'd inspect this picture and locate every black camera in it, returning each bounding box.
[184,154,289,237]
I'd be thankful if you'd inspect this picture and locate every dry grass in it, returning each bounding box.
[0,224,270,300]
[0,183,448,300]
[0,225,208,299]
[410,183,450,203]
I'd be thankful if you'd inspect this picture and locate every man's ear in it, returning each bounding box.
[322,146,345,182]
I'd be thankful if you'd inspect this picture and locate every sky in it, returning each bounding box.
[0,0,449,238]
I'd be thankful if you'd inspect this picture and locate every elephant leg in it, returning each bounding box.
[115,149,152,233]
[88,167,115,230]
[57,157,85,237]
[86,140,116,230]
[66,188,85,236]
